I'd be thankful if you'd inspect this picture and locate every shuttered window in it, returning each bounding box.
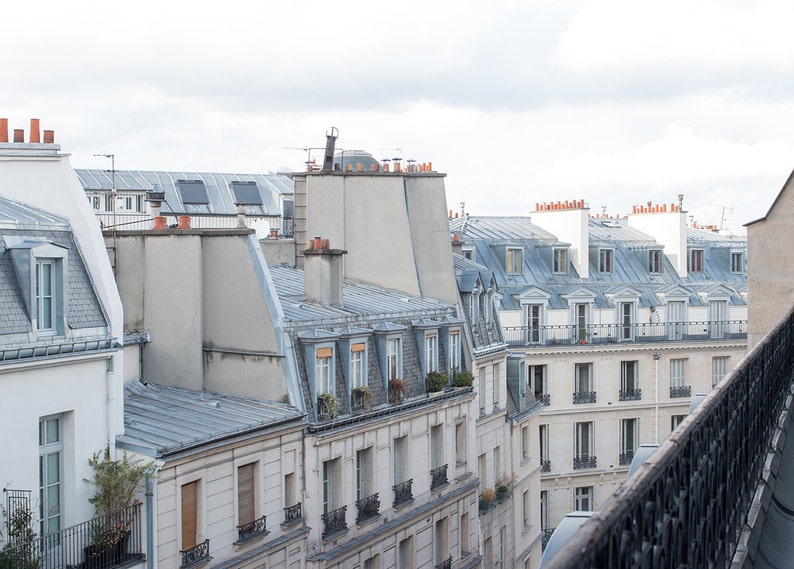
[237,464,255,526]
[181,481,198,549]
[431,425,444,469]
[356,448,373,500]
[322,458,341,513]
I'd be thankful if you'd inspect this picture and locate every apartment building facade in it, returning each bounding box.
[450,202,748,534]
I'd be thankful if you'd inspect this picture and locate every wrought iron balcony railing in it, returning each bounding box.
[236,515,268,543]
[355,493,380,523]
[393,479,414,507]
[542,308,794,569]
[669,385,691,398]
[619,388,641,401]
[181,538,210,568]
[541,528,555,551]
[431,464,449,490]
[283,502,302,525]
[573,391,596,404]
[535,393,550,405]
[321,505,348,539]
[619,450,635,465]
[504,320,747,347]
[573,455,597,470]
[435,555,453,569]
[0,502,143,569]
[540,459,551,472]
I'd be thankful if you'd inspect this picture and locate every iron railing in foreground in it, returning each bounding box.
[0,502,143,569]
[543,308,794,569]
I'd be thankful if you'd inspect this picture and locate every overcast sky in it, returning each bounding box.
[7,0,794,232]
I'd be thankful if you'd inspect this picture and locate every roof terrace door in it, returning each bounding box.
[667,301,685,340]
[527,304,542,344]
[575,303,590,343]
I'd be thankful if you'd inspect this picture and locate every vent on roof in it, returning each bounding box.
[230,181,263,205]
[176,180,210,204]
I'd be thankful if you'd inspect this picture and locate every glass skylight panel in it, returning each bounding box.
[176,180,210,204]
[230,181,263,205]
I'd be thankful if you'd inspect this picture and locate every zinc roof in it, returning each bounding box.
[118,380,303,458]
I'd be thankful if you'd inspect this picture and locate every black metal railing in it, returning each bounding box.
[540,459,551,473]
[543,308,794,569]
[236,515,268,543]
[321,506,348,539]
[669,385,691,398]
[283,502,302,525]
[619,388,641,401]
[535,393,550,405]
[541,528,555,551]
[393,479,414,507]
[180,538,210,568]
[0,503,143,569]
[430,464,449,490]
[355,493,380,523]
[619,450,635,465]
[573,391,596,404]
[573,455,597,470]
[435,555,453,569]
[504,320,747,347]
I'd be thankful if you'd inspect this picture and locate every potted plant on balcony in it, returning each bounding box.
[352,385,373,413]
[479,488,496,512]
[453,370,474,388]
[425,371,449,394]
[0,502,40,569]
[83,446,152,568]
[388,378,408,404]
[317,392,340,420]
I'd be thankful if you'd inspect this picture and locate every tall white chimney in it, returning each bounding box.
[304,237,347,305]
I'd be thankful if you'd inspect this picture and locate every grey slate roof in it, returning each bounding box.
[0,196,108,337]
[74,169,293,216]
[118,380,303,458]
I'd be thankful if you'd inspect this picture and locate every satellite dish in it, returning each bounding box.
[539,511,594,569]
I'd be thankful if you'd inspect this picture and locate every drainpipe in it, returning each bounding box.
[106,356,116,454]
[146,474,155,568]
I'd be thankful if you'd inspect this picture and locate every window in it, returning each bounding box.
[523,489,531,529]
[425,333,438,373]
[539,424,549,471]
[399,537,414,569]
[479,454,488,492]
[540,490,549,530]
[455,421,466,466]
[712,356,729,387]
[435,518,449,566]
[387,336,402,380]
[670,359,686,388]
[461,512,470,555]
[237,464,256,529]
[356,447,374,502]
[530,364,548,404]
[618,302,634,341]
[648,250,662,273]
[394,436,409,485]
[688,249,704,273]
[322,458,342,514]
[599,249,613,273]
[493,362,500,407]
[479,367,487,413]
[36,261,55,331]
[448,331,460,374]
[574,363,594,403]
[507,247,523,274]
[709,300,728,339]
[431,425,445,470]
[620,360,640,400]
[350,342,366,389]
[574,486,593,511]
[493,446,501,487]
[574,303,590,342]
[526,304,543,344]
[181,480,199,551]
[177,179,210,213]
[574,422,594,468]
[104,194,113,212]
[671,415,686,431]
[39,415,63,535]
[315,346,334,394]
[620,418,638,465]
[667,301,685,340]
[521,425,530,461]
[364,555,380,569]
[230,180,263,205]
[91,195,101,210]
[284,472,297,513]
[462,247,474,261]
[731,251,744,273]
[553,248,568,273]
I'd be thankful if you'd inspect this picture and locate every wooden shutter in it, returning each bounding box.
[181,481,198,549]
[238,464,255,526]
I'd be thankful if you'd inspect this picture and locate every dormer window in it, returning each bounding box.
[688,249,704,273]
[553,248,568,274]
[425,333,438,373]
[8,240,68,336]
[349,342,367,389]
[448,330,461,374]
[648,250,662,274]
[507,247,523,274]
[176,179,211,213]
[599,249,613,274]
[36,261,55,331]
[387,337,402,380]
[731,251,744,274]
[315,346,334,394]
[230,181,264,215]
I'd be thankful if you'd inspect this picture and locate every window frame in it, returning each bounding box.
[553,248,568,274]
[507,247,523,274]
[39,414,64,536]
[574,486,593,511]
[424,332,438,374]
[688,248,704,273]
[599,249,613,274]
[648,249,662,273]
[731,251,744,273]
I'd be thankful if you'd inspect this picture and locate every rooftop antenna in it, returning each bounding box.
[93,153,117,274]
[283,146,324,172]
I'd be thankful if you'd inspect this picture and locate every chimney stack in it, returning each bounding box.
[0,118,7,143]
[29,118,40,143]
[304,237,347,305]
[13,129,24,143]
